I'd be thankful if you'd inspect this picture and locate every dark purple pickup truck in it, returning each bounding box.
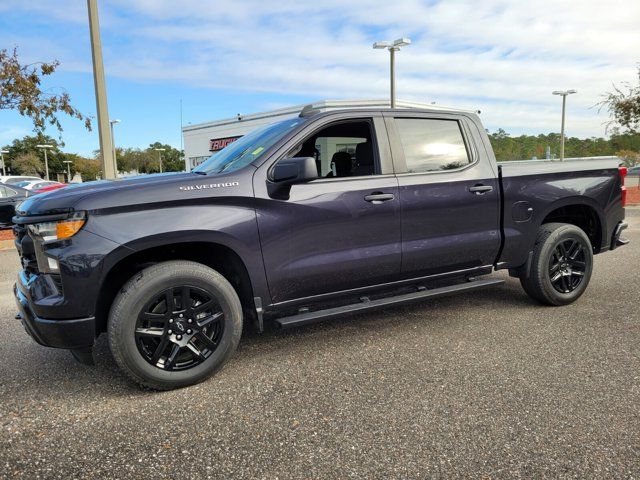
[12,106,629,389]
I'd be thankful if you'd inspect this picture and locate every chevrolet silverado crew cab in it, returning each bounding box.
[13,105,629,390]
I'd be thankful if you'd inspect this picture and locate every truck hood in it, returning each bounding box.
[15,171,248,217]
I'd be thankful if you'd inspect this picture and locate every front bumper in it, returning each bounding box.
[14,281,95,349]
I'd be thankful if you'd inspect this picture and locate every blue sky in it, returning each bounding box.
[0,0,638,156]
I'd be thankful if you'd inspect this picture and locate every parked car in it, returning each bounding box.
[627,165,640,175]
[0,184,30,227]
[0,175,42,185]
[32,183,68,194]
[13,180,64,191]
[12,105,629,390]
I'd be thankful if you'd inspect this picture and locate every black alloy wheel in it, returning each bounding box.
[519,222,594,306]
[548,238,587,294]
[108,261,243,390]
[135,286,225,371]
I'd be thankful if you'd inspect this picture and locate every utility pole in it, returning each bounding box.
[552,89,577,162]
[63,160,73,182]
[110,119,121,170]
[0,150,8,176]
[36,144,53,180]
[87,0,117,179]
[373,38,411,108]
[155,148,166,173]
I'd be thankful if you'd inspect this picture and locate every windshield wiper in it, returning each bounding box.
[193,170,208,175]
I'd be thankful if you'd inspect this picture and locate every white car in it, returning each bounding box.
[0,175,42,185]
[13,180,62,191]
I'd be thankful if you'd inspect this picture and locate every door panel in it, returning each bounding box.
[385,114,501,277]
[255,176,401,303]
[397,174,501,275]
[0,187,16,225]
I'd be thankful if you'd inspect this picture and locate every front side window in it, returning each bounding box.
[288,119,378,178]
[395,118,471,173]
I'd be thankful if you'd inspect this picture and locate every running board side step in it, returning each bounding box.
[274,278,505,329]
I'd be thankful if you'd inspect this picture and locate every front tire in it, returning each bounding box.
[108,260,243,390]
[519,222,593,306]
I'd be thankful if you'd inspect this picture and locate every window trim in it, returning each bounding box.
[267,116,385,182]
[385,114,480,176]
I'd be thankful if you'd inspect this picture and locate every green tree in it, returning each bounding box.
[12,152,43,175]
[70,154,101,181]
[617,150,640,167]
[599,66,640,134]
[0,47,91,136]
[1,133,66,176]
[113,143,184,174]
[148,142,183,172]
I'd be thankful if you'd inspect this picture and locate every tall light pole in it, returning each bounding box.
[87,0,117,179]
[63,160,73,182]
[552,89,577,162]
[0,149,8,176]
[36,144,53,180]
[155,148,166,173]
[110,119,121,173]
[373,38,411,108]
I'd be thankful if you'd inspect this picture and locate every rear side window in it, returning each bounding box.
[0,186,17,197]
[395,118,471,173]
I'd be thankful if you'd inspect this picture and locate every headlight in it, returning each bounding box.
[27,212,87,274]
[28,212,86,242]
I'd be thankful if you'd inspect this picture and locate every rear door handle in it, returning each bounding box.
[468,185,493,195]
[364,192,395,204]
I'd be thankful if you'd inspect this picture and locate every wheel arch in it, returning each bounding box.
[538,197,606,253]
[95,235,259,335]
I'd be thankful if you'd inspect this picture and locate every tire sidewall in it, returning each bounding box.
[109,262,242,389]
[537,226,593,305]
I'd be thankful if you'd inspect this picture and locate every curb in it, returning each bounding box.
[0,239,15,251]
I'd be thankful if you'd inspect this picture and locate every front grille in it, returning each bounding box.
[50,274,63,293]
[13,223,38,274]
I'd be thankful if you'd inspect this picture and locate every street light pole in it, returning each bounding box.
[87,0,117,179]
[373,38,411,108]
[63,160,73,182]
[0,150,8,176]
[552,89,577,162]
[110,119,121,171]
[155,148,166,173]
[36,144,53,180]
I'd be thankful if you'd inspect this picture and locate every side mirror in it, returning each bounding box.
[272,157,318,184]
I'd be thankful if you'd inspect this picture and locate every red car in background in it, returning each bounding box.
[33,183,67,194]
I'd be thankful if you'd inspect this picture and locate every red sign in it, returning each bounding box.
[209,136,241,152]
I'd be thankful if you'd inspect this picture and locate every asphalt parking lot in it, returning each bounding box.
[0,211,639,479]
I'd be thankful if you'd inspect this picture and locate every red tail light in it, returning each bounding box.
[619,166,627,207]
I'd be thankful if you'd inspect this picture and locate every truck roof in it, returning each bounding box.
[182,99,476,132]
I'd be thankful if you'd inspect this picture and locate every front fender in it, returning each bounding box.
[85,203,270,304]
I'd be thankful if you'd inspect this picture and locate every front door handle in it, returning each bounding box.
[468,184,493,195]
[364,192,395,204]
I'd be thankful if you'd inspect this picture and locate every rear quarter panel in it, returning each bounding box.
[499,160,623,268]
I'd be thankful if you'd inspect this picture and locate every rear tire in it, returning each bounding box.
[519,222,593,306]
[108,260,243,390]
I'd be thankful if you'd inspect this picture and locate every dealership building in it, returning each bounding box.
[181,99,455,172]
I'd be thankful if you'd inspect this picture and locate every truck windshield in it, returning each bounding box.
[193,118,306,175]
